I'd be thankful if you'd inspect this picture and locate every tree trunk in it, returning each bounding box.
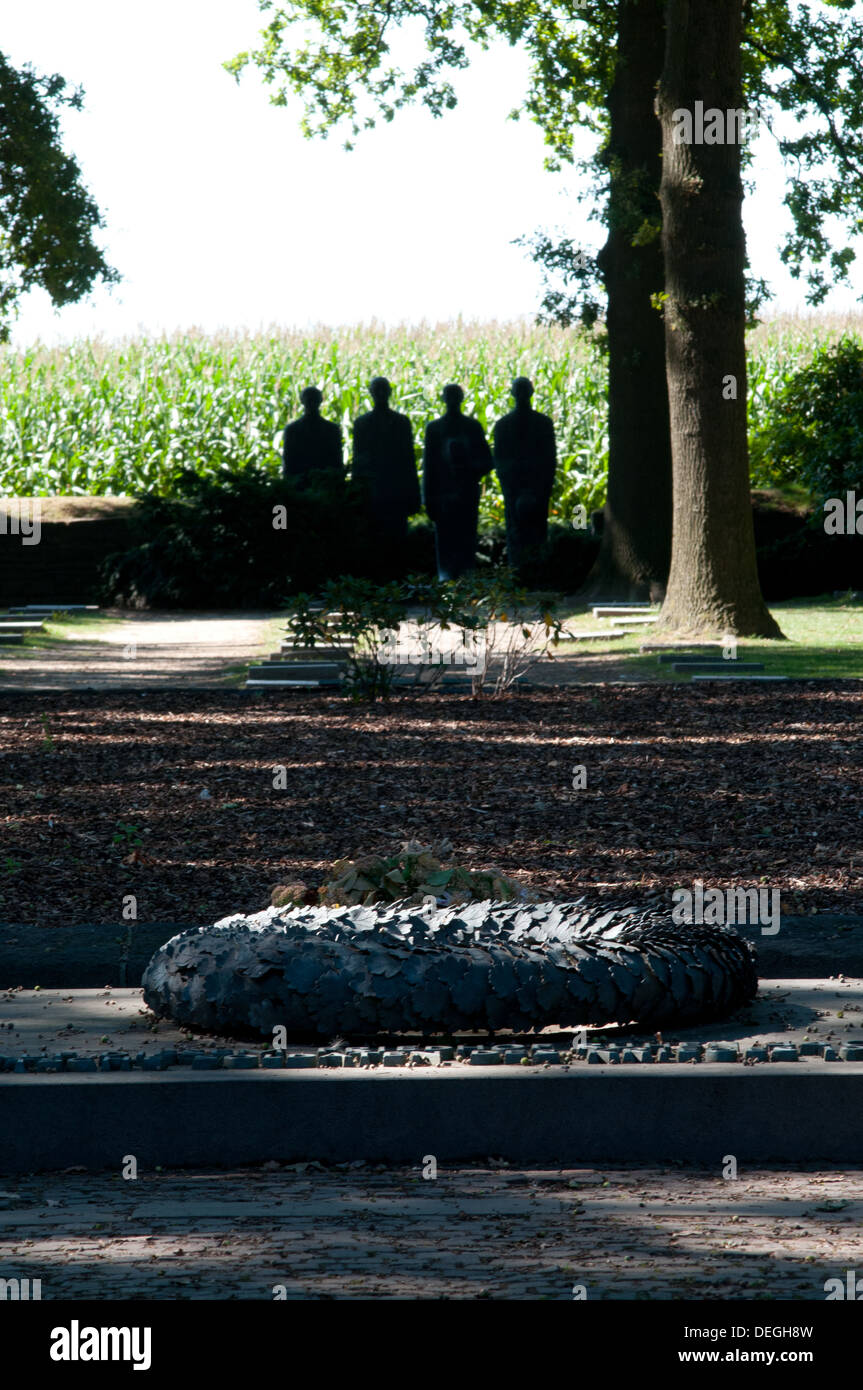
[656,0,783,636]
[581,0,672,602]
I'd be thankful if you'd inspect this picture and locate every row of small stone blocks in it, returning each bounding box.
[4,1039,863,1072]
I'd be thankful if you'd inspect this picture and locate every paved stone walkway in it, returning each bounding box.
[1,1164,860,1299]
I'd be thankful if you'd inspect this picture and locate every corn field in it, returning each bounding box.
[0,313,859,524]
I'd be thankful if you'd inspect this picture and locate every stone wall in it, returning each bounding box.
[0,497,139,604]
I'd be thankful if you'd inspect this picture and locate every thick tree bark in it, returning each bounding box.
[656,0,782,636]
[581,0,672,602]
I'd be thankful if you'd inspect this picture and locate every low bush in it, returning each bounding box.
[750,337,863,502]
[756,522,863,599]
[512,522,600,592]
[99,468,426,608]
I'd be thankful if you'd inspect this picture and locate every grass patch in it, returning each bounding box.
[552,595,863,681]
[8,612,123,654]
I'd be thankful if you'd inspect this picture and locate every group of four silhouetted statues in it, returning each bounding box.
[282,377,557,580]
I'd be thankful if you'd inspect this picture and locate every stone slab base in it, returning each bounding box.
[2,1066,863,1172]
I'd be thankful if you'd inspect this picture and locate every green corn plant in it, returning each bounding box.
[0,314,859,510]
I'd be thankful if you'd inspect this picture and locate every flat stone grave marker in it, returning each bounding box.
[655,649,726,661]
[247,662,342,686]
[0,621,44,630]
[391,672,475,688]
[592,605,653,619]
[9,604,98,613]
[691,673,789,682]
[608,616,659,626]
[275,647,352,661]
[246,679,340,689]
[561,630,628,643]
[671,661,765,672]
[267,659,350,670]
[641,642,723,653]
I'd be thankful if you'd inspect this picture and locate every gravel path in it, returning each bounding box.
[0,612,280,689]
[2,1164,860,1300]
[0,610,687,689]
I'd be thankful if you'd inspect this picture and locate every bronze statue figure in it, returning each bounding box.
[423,384,493,580]
[351,377,421,552]
[282,386,344,485]
[493,376,557,567]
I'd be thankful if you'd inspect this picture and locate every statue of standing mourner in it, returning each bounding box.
[282,386,344,486]
[351,377,421,557]
[492,376,558,568]
[422,384,493,581]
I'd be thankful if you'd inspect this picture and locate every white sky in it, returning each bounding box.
[4,0,862,345]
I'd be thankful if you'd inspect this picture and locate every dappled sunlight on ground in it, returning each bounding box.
[3,1164,861,1299]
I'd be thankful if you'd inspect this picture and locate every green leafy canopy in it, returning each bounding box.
[0,53,117,341]
[227,0,863,308]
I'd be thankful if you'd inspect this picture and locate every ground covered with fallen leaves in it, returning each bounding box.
[0,684,860,926]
